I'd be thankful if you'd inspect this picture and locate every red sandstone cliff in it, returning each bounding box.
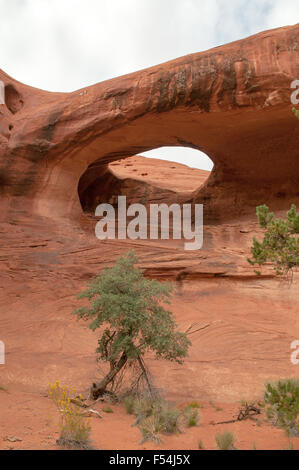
[0,25,298,419]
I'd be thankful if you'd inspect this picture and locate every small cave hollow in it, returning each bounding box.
[5,84,24,114]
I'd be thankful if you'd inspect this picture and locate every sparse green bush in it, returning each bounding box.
[187,401,201,409]
[102,406,113,413]
[133,395,162,421]
[184,405,199,427]
[159,404,181,434]
[125,394,181,443]
[139,404,181,444]
[264,379,299,436]
[139,414,163,444]
[215,431,236,450]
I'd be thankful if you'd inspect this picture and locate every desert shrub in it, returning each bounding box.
[159,403,181,434]
[183,405,199,427]
[102,407,113,413]
[48,381,91,449]
[215,431,236,450]
[125,394,181,443]
[187,401,201,409]
[124,395,135,415]
[139,404,181,444]
[264,379,299,436]
[139,414,163,444]
[133,395,161,420]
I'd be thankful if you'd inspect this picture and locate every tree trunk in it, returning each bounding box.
[137,355,154,398]
[91,352,127,399]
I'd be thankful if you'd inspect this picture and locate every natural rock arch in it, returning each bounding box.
[0,23,298,225]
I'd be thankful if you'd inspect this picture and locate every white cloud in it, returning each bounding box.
[265,0,299,28]
[0,0,297,170]
[1,0,297,92]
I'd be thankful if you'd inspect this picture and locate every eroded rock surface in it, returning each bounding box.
[0,25,298,405]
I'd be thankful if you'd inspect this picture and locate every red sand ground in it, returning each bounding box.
[1,388,298,451]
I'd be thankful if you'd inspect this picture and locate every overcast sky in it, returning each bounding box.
[0,0,298,170]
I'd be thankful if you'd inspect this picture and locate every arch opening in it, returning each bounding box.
[78,147,213,215]
[140,147,214,172]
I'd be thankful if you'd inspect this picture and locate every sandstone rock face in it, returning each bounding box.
[78,155,209,212]
[0,25,298,404]
[0,23,298,224]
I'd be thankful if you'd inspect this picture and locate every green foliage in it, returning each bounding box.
[187,401,201,409]
[102,407,113,413]
[264,379,299,436]
[183,405,200,427]
[248,204,299,276]
[215,431,236,450]
[74,251,190,366]
[292,107,299,119]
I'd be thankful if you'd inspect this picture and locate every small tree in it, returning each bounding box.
[248,204,299,277]
[74,251,191,399]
